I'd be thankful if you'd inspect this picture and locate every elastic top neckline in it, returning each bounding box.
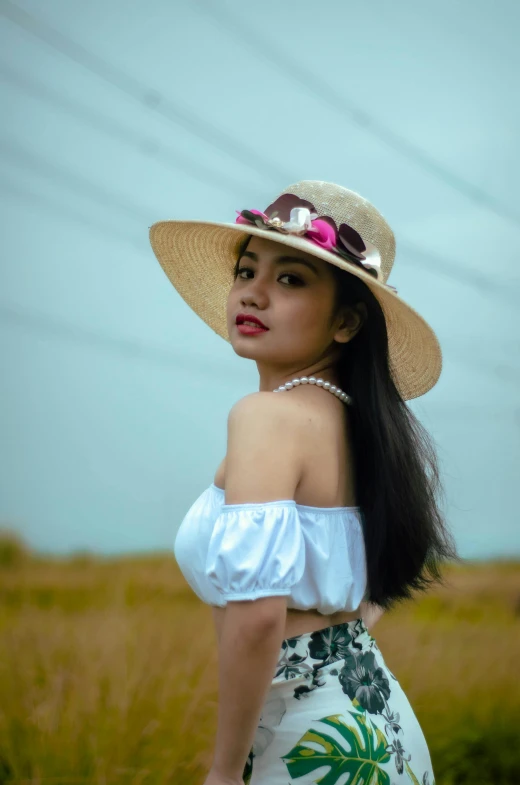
[210,483,361,513]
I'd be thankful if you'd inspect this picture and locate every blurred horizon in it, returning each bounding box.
[1,0,519,558]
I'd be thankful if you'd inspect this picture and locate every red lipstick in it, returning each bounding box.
[235,313,269,335]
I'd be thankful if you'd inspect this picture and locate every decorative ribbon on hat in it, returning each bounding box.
[235,193,398,294]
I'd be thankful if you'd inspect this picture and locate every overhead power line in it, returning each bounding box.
[398,240,518,306]
[0,298,516,389]
[3,2,518,300]
[0,300,244,382]
[2,136,518,307]
[1,137,155,223]
[1,0,294,185]
[0,175,145,249]
[2,167,517,385]
[2,178,517,387]
[3,0,520,235]
[0,60,247,197]
[195,0,520,229]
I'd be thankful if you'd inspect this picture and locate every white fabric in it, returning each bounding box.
[173,484,368,615]
[206,500,306,600]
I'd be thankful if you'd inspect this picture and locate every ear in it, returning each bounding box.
[333,302,367,344]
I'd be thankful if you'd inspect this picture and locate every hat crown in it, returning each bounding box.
[276,180,396,284]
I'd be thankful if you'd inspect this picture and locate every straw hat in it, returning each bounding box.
[149,180,442,401]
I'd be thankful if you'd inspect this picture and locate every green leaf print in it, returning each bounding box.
[404,760,435,785]
[281,710,391,785]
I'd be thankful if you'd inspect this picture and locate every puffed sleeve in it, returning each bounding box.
[205,500,305,601]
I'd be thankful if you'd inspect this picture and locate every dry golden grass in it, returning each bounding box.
[0,538,519,784]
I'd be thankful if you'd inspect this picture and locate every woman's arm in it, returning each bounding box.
[207,392,306,782]
[210,597,288,781]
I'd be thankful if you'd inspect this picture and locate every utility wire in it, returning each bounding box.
[2,4,517,299]
[3,134,516,307]
[0,300,244,383]
[195,0,520,228]
[2,174,517,385]
[0,60,247,197]
[1,180,517,386]
[3,136,520,407]
[1,0,294,184]
[0,178,243,383]
[0,175,145,249]
[1,137,155,224]
[398,240,518,306]
[0,297,516,389]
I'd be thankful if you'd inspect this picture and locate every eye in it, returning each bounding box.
[279,273,304,286]
[236,266,254,279]
[234,267,304,286]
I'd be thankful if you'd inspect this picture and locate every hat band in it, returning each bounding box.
[234,192,391,285]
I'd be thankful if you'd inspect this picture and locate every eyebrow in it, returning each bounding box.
[240,250,319,275]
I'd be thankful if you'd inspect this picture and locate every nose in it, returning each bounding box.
[239,275,269,310]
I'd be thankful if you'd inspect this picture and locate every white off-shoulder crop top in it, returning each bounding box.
[173,483,368,615]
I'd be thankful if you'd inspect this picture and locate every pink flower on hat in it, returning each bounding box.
[234,193,386,282]
[306,217,337,252]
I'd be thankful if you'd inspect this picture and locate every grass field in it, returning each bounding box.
[0,533,519,784]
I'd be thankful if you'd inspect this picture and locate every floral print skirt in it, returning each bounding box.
[243,618,435,785]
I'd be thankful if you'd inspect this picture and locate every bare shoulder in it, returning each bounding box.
[224,392,309,503]
[228,390,309,430]
[227,389,338,449]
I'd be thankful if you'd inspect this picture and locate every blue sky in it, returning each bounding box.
[1,0,519,558]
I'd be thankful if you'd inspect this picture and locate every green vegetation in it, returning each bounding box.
[0,532,518,784]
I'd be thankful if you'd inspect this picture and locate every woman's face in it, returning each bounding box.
[226,235,356,370]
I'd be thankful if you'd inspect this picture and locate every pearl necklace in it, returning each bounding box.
[273,376,353,405]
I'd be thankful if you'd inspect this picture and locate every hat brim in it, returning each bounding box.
[149,220,442,401]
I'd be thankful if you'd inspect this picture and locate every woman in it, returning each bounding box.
[149,181,458,785]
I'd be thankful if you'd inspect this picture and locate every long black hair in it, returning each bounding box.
[327,262,460,611]
[233,243,460,612]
